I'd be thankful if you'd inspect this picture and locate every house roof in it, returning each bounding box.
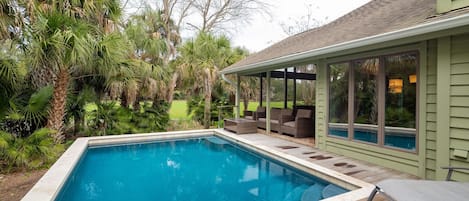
[222,0,469,74]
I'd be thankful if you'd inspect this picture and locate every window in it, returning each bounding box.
[384,53,417,150]
[328,52,418,151]
[353,58,379,143]
[328,63,349,138]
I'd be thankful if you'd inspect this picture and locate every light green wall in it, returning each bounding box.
[315,60,327,149]
[425,40,438,179]
[437,0,469,13]
[448,33,469,181]
[436,37,452,179]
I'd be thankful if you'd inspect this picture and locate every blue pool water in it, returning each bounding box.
[328,128,415,150]
[56,136,348,201]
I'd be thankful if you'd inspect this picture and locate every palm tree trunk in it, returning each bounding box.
[46,68,69,143]
[203,74,212,129]
[166,72,178,103]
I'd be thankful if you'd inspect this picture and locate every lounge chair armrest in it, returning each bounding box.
[296,117,314,129]
[441,166,469,181]
[280,115,295,124]
[244,110,253,116]
[244,110,254,118]
[256,111,266,118]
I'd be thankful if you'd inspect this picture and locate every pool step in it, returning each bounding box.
[321,184,348,199]
[205,137,230,145]
[300,184,322,201]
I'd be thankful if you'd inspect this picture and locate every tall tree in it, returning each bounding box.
[188,0,269,33]
[280,3,326,36]
[26,0,125,142]
[179,32,231,128]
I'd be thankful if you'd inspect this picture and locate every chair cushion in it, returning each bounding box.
[271,119,279,124]
[245,116,254,120]
[258,118,266,122]
[283,121,295,127]
[296,109,312,118]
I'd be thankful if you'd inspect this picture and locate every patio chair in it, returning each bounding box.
[258,108,292,132]
[368,167,469,201]
[243,106,266,120]
[280,109,315,138]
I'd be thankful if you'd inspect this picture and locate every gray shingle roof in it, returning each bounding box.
[224,0,469,73]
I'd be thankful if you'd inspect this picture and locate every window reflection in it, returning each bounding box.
[328,63,349,138]
[353,58,379,143]
[384,53,417,150]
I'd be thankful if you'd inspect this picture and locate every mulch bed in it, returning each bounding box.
[0,169,46,201]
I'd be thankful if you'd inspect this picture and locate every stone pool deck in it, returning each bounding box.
[219,129,419,184]
[219,129,419,201]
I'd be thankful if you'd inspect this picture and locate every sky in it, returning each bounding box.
[229,0,371,52]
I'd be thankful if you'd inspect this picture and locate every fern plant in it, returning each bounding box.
[0,128,64,172]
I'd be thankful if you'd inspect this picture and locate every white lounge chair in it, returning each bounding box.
[368,167,469,201]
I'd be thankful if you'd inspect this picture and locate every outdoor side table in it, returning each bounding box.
[224,118,257,134]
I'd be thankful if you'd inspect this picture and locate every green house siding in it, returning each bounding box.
[437,0,469,13]
[449,33,469,181]
[316,60,327,150]
[425,40,438,179]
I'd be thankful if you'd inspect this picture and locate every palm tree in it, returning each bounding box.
[178,32,231,128]
[124,7,179,104]
[26,0,125,142]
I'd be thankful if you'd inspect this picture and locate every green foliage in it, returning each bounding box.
[187,95,233,126]
[385,107,415,128]
[86,101,170,136]
[1,86,53,137]
[0,128,64,172]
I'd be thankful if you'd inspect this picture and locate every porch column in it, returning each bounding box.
[293,67,297,108]
[266,71,271,134]
[284,68,288,108]
[235,74,241,119]
[260,76,263,107]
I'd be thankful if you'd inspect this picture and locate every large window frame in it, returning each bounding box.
[326,51,420,153]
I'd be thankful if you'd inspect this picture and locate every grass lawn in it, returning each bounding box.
[169,100,190,120]
[84,100,301,121]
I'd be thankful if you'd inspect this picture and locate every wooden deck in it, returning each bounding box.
[235,132,419,185]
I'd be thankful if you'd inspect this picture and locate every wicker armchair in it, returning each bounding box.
[258,108,292,132]
[243,106,266,120]
[281,109,315,138]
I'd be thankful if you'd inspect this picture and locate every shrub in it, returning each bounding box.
[86,101,170,136]
[0,128,64,172]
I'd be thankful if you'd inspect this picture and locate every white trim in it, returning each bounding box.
[221,13,469,74]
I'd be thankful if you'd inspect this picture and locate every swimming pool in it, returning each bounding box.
[23,130,374,201]
[55,136,347,201]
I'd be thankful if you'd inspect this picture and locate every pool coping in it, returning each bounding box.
[22,129,374,201]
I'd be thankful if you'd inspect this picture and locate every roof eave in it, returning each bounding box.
[221,12,469,75]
